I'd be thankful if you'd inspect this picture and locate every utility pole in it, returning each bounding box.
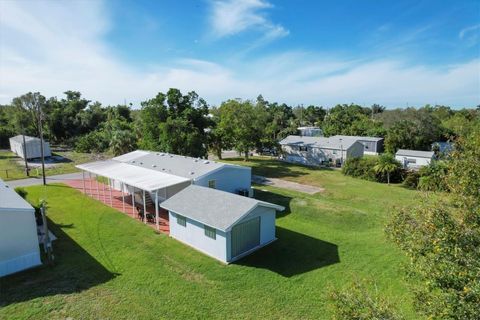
[21,129,29,176]
[38,103,46,185]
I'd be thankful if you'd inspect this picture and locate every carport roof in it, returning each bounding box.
[76,160,191,192]
[160,185,284,231]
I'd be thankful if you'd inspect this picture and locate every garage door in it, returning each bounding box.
[231,217,260,258]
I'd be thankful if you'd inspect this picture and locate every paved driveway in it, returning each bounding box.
[252,175,324,194]
[6,172,84,188]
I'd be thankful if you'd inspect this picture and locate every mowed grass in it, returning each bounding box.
[0,150,106,181]
[0,158,422,319]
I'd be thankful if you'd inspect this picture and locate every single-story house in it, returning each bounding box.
[0,178,41,277]
[160,185,284,263]
[279,135,364,166]
[297,126,323,137]
[9,135,52,159]
[395,149,435,170]
[331,135,384,155]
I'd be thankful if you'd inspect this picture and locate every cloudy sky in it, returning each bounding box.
[0,0,479,108]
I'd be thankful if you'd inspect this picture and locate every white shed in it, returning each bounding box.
[395,149,434,170]
[160,185,284,263]
[9,135,52,159]
[0,178,41,277]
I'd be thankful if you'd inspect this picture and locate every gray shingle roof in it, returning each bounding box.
[0,178,34,212]
[279,135,359,150]
[113,150,249,179]
[160,185,284,231]
[395,149,434,158]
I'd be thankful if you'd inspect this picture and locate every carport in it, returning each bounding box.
[76,160,191,231]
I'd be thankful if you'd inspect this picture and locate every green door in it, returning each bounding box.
[231,217,261,258]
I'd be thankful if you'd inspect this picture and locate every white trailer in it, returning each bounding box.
[9,135,51,159]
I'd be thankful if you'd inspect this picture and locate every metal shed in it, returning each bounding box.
[0,178,41,277]
[9,135,52,159]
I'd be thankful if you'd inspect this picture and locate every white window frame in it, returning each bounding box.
[204,225,216,239]
[176,214,186,227]
[208,179,216,189]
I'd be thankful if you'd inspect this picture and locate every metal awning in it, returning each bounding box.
[76,160,191,192]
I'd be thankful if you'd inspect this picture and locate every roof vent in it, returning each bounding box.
[190,171,195,175]
[139,162,143,165]
[131,160,135,163]
[160,153,165,156]
[156,153,160,155]
[204,160,209,164]
[193,159,198,162]
[152,164,157,168]
[162,168,165,171]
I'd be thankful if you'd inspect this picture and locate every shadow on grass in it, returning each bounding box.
[236,226,339,277]
[253,188,292,218]
[0,218,117,307]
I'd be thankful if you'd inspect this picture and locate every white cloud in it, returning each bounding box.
[459,24,480,39]
[459,24,480,47]
[208,0,288,40]
[0,0,478,108]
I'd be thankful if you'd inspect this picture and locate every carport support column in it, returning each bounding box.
[121,182,125,213]
[89,172,92,196]
[102,176,106,201]
[131,186,135,217]
[155,190,159,231]
[108,178,113,206]
[82,171,86,194]
[96,174,100,200]
[143,190,147,224]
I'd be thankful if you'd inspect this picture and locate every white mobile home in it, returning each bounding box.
[395,149,434,170]
[331,135,384,155]
[9,135,51,159]
[298,126,323,137]
[0,178,41,277]
[279,135,364,166]
[161,185,284,263]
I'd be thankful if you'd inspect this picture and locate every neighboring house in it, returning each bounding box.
[395,149,435,170]
[432,141,453,155]
[331,135,384,155]
[77,150,253,208]
[297,126,323,137]
[9,135,52,159]
[279,135,364,166]
[161,185,284,263]
[0,178,41,277]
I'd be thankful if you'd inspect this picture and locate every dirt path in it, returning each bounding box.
[252,175,325,194]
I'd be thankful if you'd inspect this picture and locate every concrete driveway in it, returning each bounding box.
[5,172,84,188]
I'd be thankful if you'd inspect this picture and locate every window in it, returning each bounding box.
[332,150,337,155]
[299,146,308,152]
[208,179,216,189]
[204,225,216,239]
[406,158,417,164]
[176,214,186,227]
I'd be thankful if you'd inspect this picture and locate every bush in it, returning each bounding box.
[75,130,110,153]
[402,171,420,189]
[329,280,404,320]
[342,156,378,181]
[417,160,448,192]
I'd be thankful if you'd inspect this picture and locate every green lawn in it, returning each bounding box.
[0,150,107,181]
[0,158,422,319]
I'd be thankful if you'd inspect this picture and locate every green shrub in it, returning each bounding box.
[342,156,378,181]
[417,160,448,192]
[75,130,109,153]
[329,280,404,320]
[402,171,420,189]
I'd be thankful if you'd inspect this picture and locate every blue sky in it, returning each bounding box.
[1,0,479,108]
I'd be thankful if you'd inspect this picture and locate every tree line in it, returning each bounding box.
[1,89,478,158]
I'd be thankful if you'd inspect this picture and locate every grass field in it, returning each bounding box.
[0,150,106,181]
[0,157,422,319]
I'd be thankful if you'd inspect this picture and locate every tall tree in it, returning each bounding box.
[11,92,47,137]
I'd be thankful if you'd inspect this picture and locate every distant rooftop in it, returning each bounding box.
[331,135,383,142]
[160,185,284,231]
[112,150,249,179]
[9,135,43,143]
[279,135,360,150]
[0,178,34,212]
[395,149,434,158]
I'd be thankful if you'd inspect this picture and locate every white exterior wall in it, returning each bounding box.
[226,206,276,262]
[0,209,41,277]
[395,155,432,169]
[169,211,228,262]
[9,138,51,159]
[195,166,251,195]
[281,143,364,166]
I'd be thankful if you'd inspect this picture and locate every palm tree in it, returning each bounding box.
[110,129,136,156]
[373,154,400,185]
